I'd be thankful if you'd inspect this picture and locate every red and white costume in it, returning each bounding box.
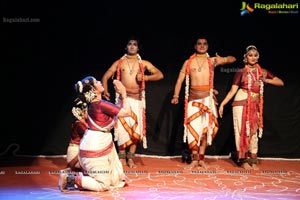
[74,100,126,191]
[184,54,219,151]
[114,54,147,150]
[232,66,274,156]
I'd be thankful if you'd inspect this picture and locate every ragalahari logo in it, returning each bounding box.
[240,2,255,16]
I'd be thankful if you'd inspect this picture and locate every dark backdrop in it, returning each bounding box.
[3,0,300,158]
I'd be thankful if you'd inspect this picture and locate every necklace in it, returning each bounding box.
[125,58,137,75]
[249,67,259,86]
[195,57,207,72]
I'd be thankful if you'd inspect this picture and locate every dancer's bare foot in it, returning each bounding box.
[188,160,199,168]
[251,164,259,170]
[120,158,127,166]
[241,162,252,170]
[127,159,136,168]
[198,160,208,169]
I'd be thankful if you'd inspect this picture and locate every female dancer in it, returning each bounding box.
[218,45,284,170]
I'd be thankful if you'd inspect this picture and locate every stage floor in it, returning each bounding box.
[0,155,300,199]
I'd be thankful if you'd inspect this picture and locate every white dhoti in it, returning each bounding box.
[187,96,218,150]
[115,97,144,149]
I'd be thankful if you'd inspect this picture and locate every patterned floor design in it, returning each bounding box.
[0,156,299,199]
